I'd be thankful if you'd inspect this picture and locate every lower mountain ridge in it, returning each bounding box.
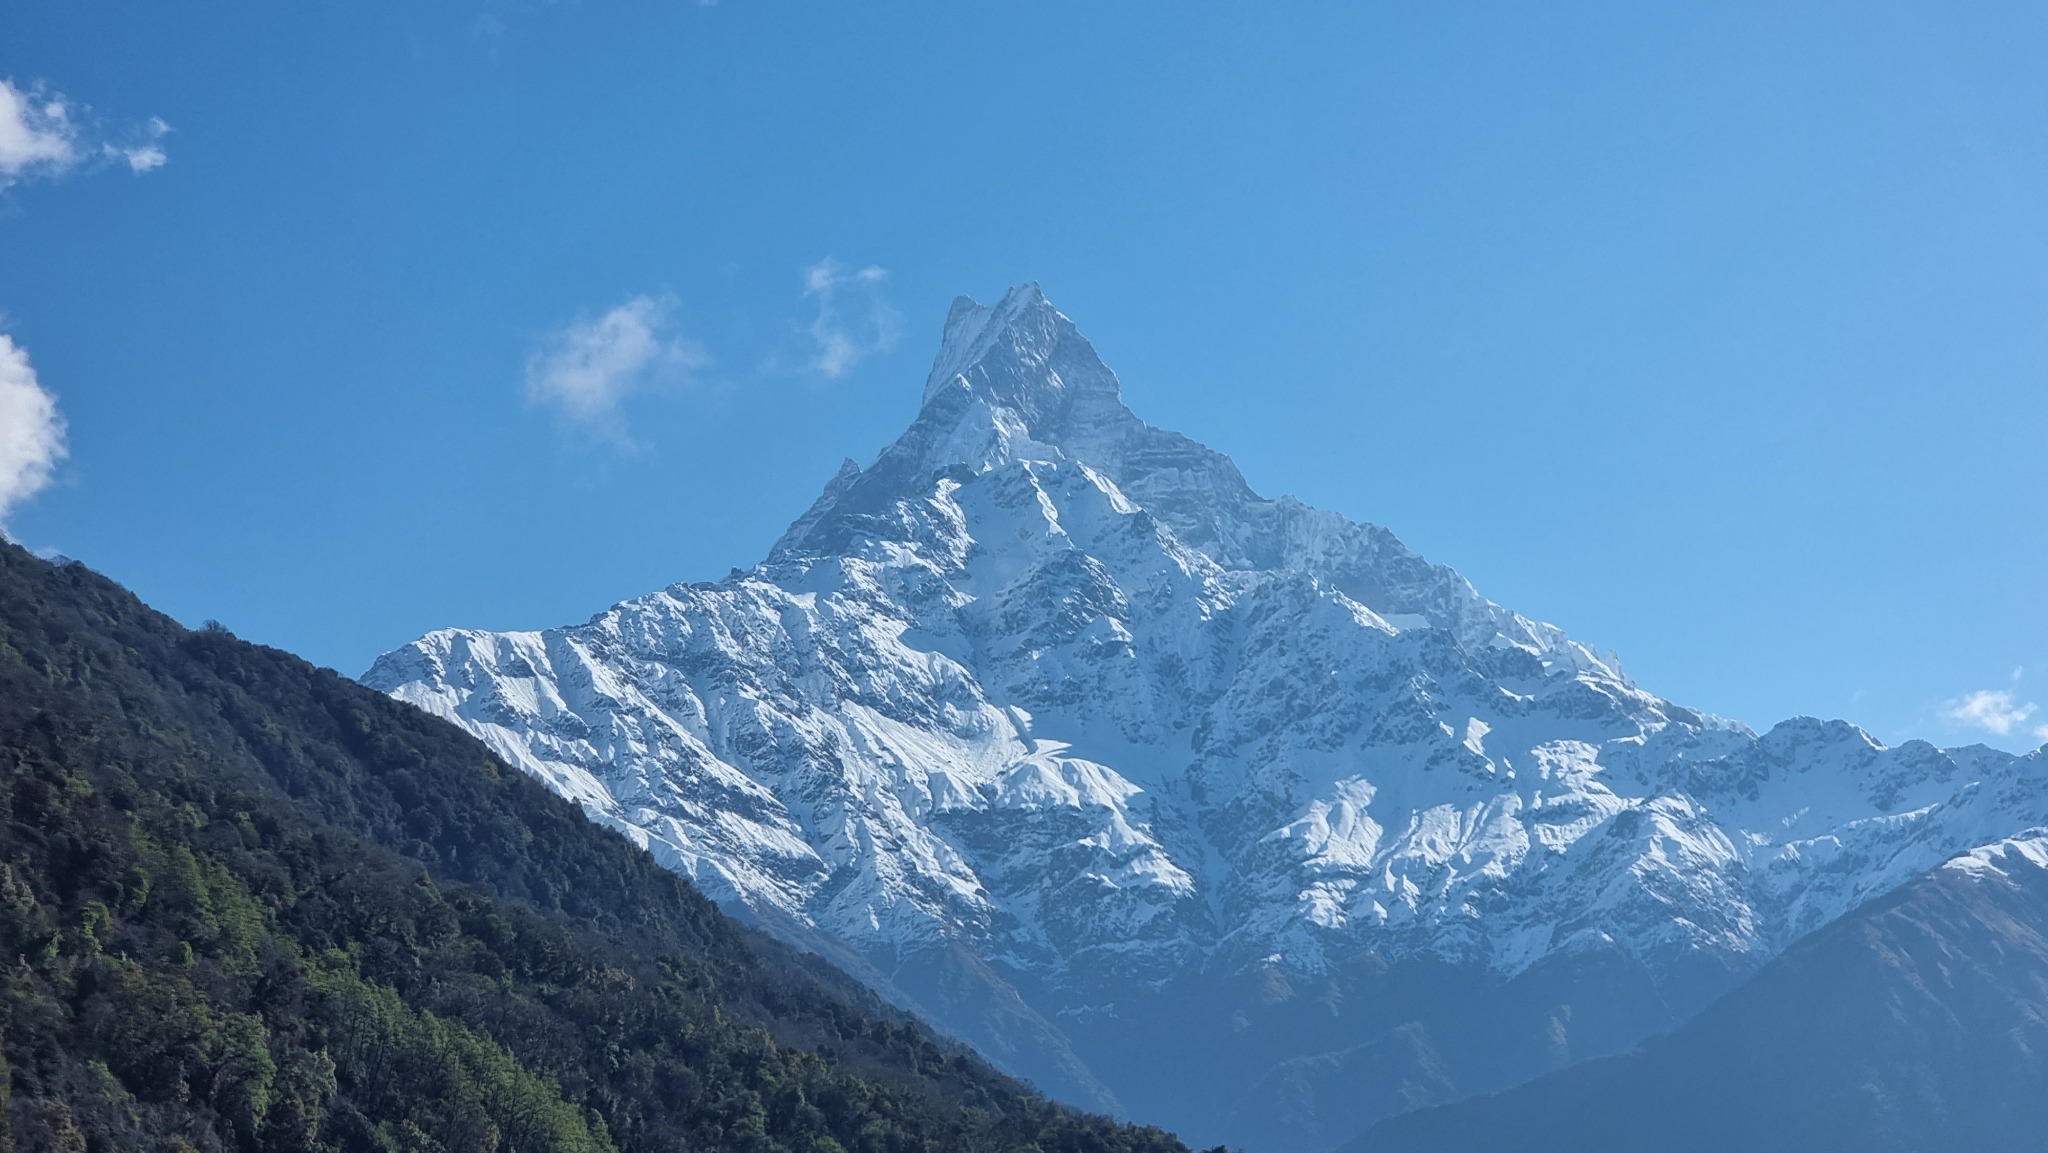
[0,540,1197,1153]
[367,284,2048,1152]
[1350,827,2048,1153]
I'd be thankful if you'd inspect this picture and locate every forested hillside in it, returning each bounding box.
[0,540,1199,1153]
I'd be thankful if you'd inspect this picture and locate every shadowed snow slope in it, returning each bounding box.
[367,285,2048,1151]
[1351,819,2048,1153]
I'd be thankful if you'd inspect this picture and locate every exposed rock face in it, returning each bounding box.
[367,285,2048,1150]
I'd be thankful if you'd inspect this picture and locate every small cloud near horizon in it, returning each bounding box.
[0,334,69,536]
[1941,688,2039,738]
[524,294,708,445]
[0,78,168,188]
[801,259,901,379]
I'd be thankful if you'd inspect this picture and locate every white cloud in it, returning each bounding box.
[121,145,166,173]
[801,259,900,378]
[0,78,167,188]
[0,335,68,533]
[0,80,79,183]
[112,117,171,173]
[524,294,706,442]
[1942,688,2039,737]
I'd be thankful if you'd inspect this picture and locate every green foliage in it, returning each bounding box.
[0,542,1198,1153]
[308,960,611,1153]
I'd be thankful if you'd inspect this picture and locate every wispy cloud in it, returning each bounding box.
[114,117,171,173]
[1942,688,2039,737]
[0,335,68,534]
[0,78,168,188]
[801,259,900,379]
[524,294,707,444]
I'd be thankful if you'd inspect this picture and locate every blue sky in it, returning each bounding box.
[2,2,2044,751]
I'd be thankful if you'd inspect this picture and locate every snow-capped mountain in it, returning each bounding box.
[366,285,2046,1151]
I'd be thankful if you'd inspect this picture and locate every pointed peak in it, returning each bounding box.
[773,287,1142,561]
[926,283,1057,401]
[943,282,1049,328]
[921,282,1120,420]
[944,294,981,329]
[996,280,1051,312]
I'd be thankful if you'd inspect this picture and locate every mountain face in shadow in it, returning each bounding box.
[1350,828,2048,1153]
[0,540,1198,1153]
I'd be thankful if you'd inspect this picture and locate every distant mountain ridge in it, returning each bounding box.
[367,284,2048,1150]
[1350,822,2048,1153]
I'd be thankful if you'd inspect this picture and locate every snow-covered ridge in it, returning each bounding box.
[1944,819,2048,880]
[367,284,2046,1121]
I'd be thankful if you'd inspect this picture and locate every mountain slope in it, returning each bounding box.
[1351,823,2048,1153]
[0,540,1197,1153]
[367,284,2048,1149]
